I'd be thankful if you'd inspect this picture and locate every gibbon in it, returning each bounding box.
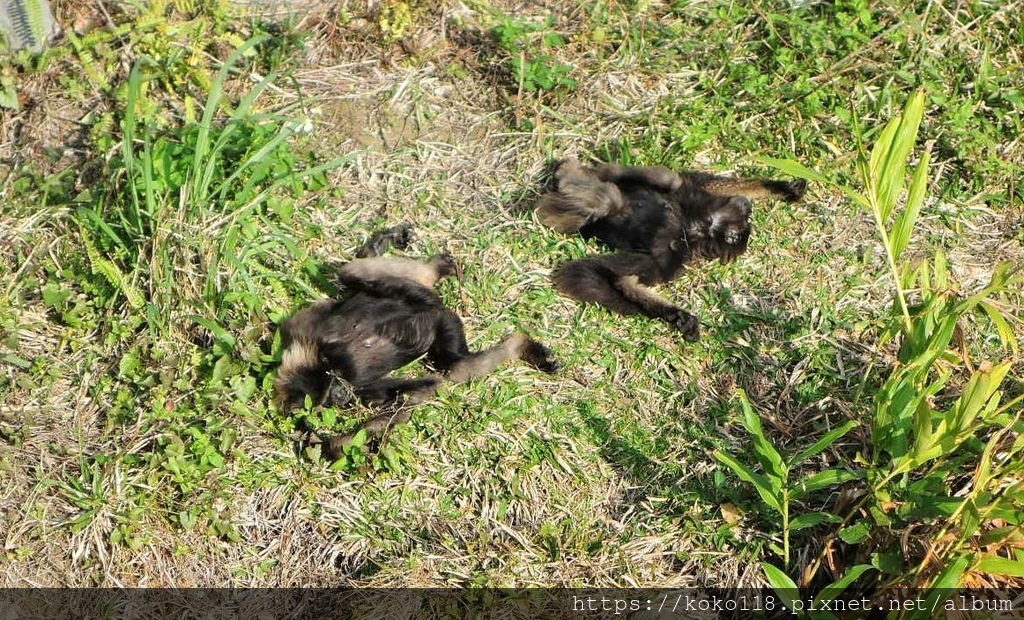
[536,159,806,340]
[274,225,557,458]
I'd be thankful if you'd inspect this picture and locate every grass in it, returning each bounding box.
[1,0,1022,598]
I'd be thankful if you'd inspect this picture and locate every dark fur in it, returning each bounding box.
[536,159,806,340]
[274,225,557,458]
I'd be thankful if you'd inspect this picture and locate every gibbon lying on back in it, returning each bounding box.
[275,225,558,458]
[536,159,806,341]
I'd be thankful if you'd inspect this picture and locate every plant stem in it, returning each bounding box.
[782,490,790,570]
[868,197,914,334]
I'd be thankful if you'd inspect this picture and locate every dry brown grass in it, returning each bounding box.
[0,0,1021,591]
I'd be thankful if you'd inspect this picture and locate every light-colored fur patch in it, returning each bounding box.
[617,275,673,313]
[277,340,318,380]
[702,178,773,199]
[536,177,624,233]
[339,257,440,288]
[446,333,527,383]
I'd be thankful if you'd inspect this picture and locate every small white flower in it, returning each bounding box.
[288,118,316,134]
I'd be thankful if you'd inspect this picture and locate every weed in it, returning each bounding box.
[2,0,1021,591]
[718,91,1024,609]
[714,390,857,570]
[490,15,577,94]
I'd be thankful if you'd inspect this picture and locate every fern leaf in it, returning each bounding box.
[79,225,146,309]
[0,0,57,52]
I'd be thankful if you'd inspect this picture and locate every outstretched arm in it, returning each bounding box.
[551,253,701,341]
[681,171,807,202]
[337,254,457,305]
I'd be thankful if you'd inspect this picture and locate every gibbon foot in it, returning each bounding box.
[666,309,700,342]
[776,179,807,203]
[519,336,560,374]
[356,222,416,258]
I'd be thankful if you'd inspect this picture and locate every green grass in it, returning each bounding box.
[0,0,1021,600]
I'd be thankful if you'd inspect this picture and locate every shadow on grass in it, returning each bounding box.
[574,284,875,520]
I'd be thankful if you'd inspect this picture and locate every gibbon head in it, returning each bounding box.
[705,196,753,263]
[274,340,354,411]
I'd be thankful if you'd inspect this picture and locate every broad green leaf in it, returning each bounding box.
[979,526,1024,547]
[814,564,874,605]
[977,555,1024,578]
[933,554,970,588]
[973,417,1020,493]
[789,420,858,468]
[737,390,787,480]
[714,450,783,513]
[979,301,1020,355]
[321,408,337,427]
[908,555,969,620]
[876,90,926,222]
[960,499,982,539]
[871,549,903,573]
[792,468,863,499]
[790,511,841,531]
[932,248,950,288]
[911,396,936,462]
[761,563,799,608]
[379,445,402,472]
[758,157,830,184]
[839,521,872,544]
[349,428,368,449]
[868,114,901,202]
[949,362,1011,433]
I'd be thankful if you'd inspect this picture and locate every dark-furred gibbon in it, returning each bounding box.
[275,225,558,458]
[536,158,806,341]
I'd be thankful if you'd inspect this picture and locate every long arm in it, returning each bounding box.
[321,324,557,458]
[680,171,806,202]
[551,253,701,341]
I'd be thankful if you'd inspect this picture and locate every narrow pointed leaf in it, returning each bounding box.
[762,563,799,609]
[714,450,783,513]
[909,555,969,619]
[951,362,1012,431]
[815,564,875,604]
[790,511,841,531]
[868,115,901,195]
[789,420,858,468]
[758,157,830,184]
[977,555,1024,578]
[979,301,1020,354]
[737,390,787,479]
[877,90,926,222]
[792,468,863,499]
[890,147,931,261]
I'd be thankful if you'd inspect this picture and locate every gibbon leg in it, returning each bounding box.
[322,325,557,458]
[591,162,683,191]
[325,334,557,456]
[338,254,457,293]
[686,172,807,202]
[426,311,472,370]
[429,311,557,379]
[354,376,442,407]
[552,256,648,317]
[552,254,701,341]
[446,333,558,381]
[536,159,626,233]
